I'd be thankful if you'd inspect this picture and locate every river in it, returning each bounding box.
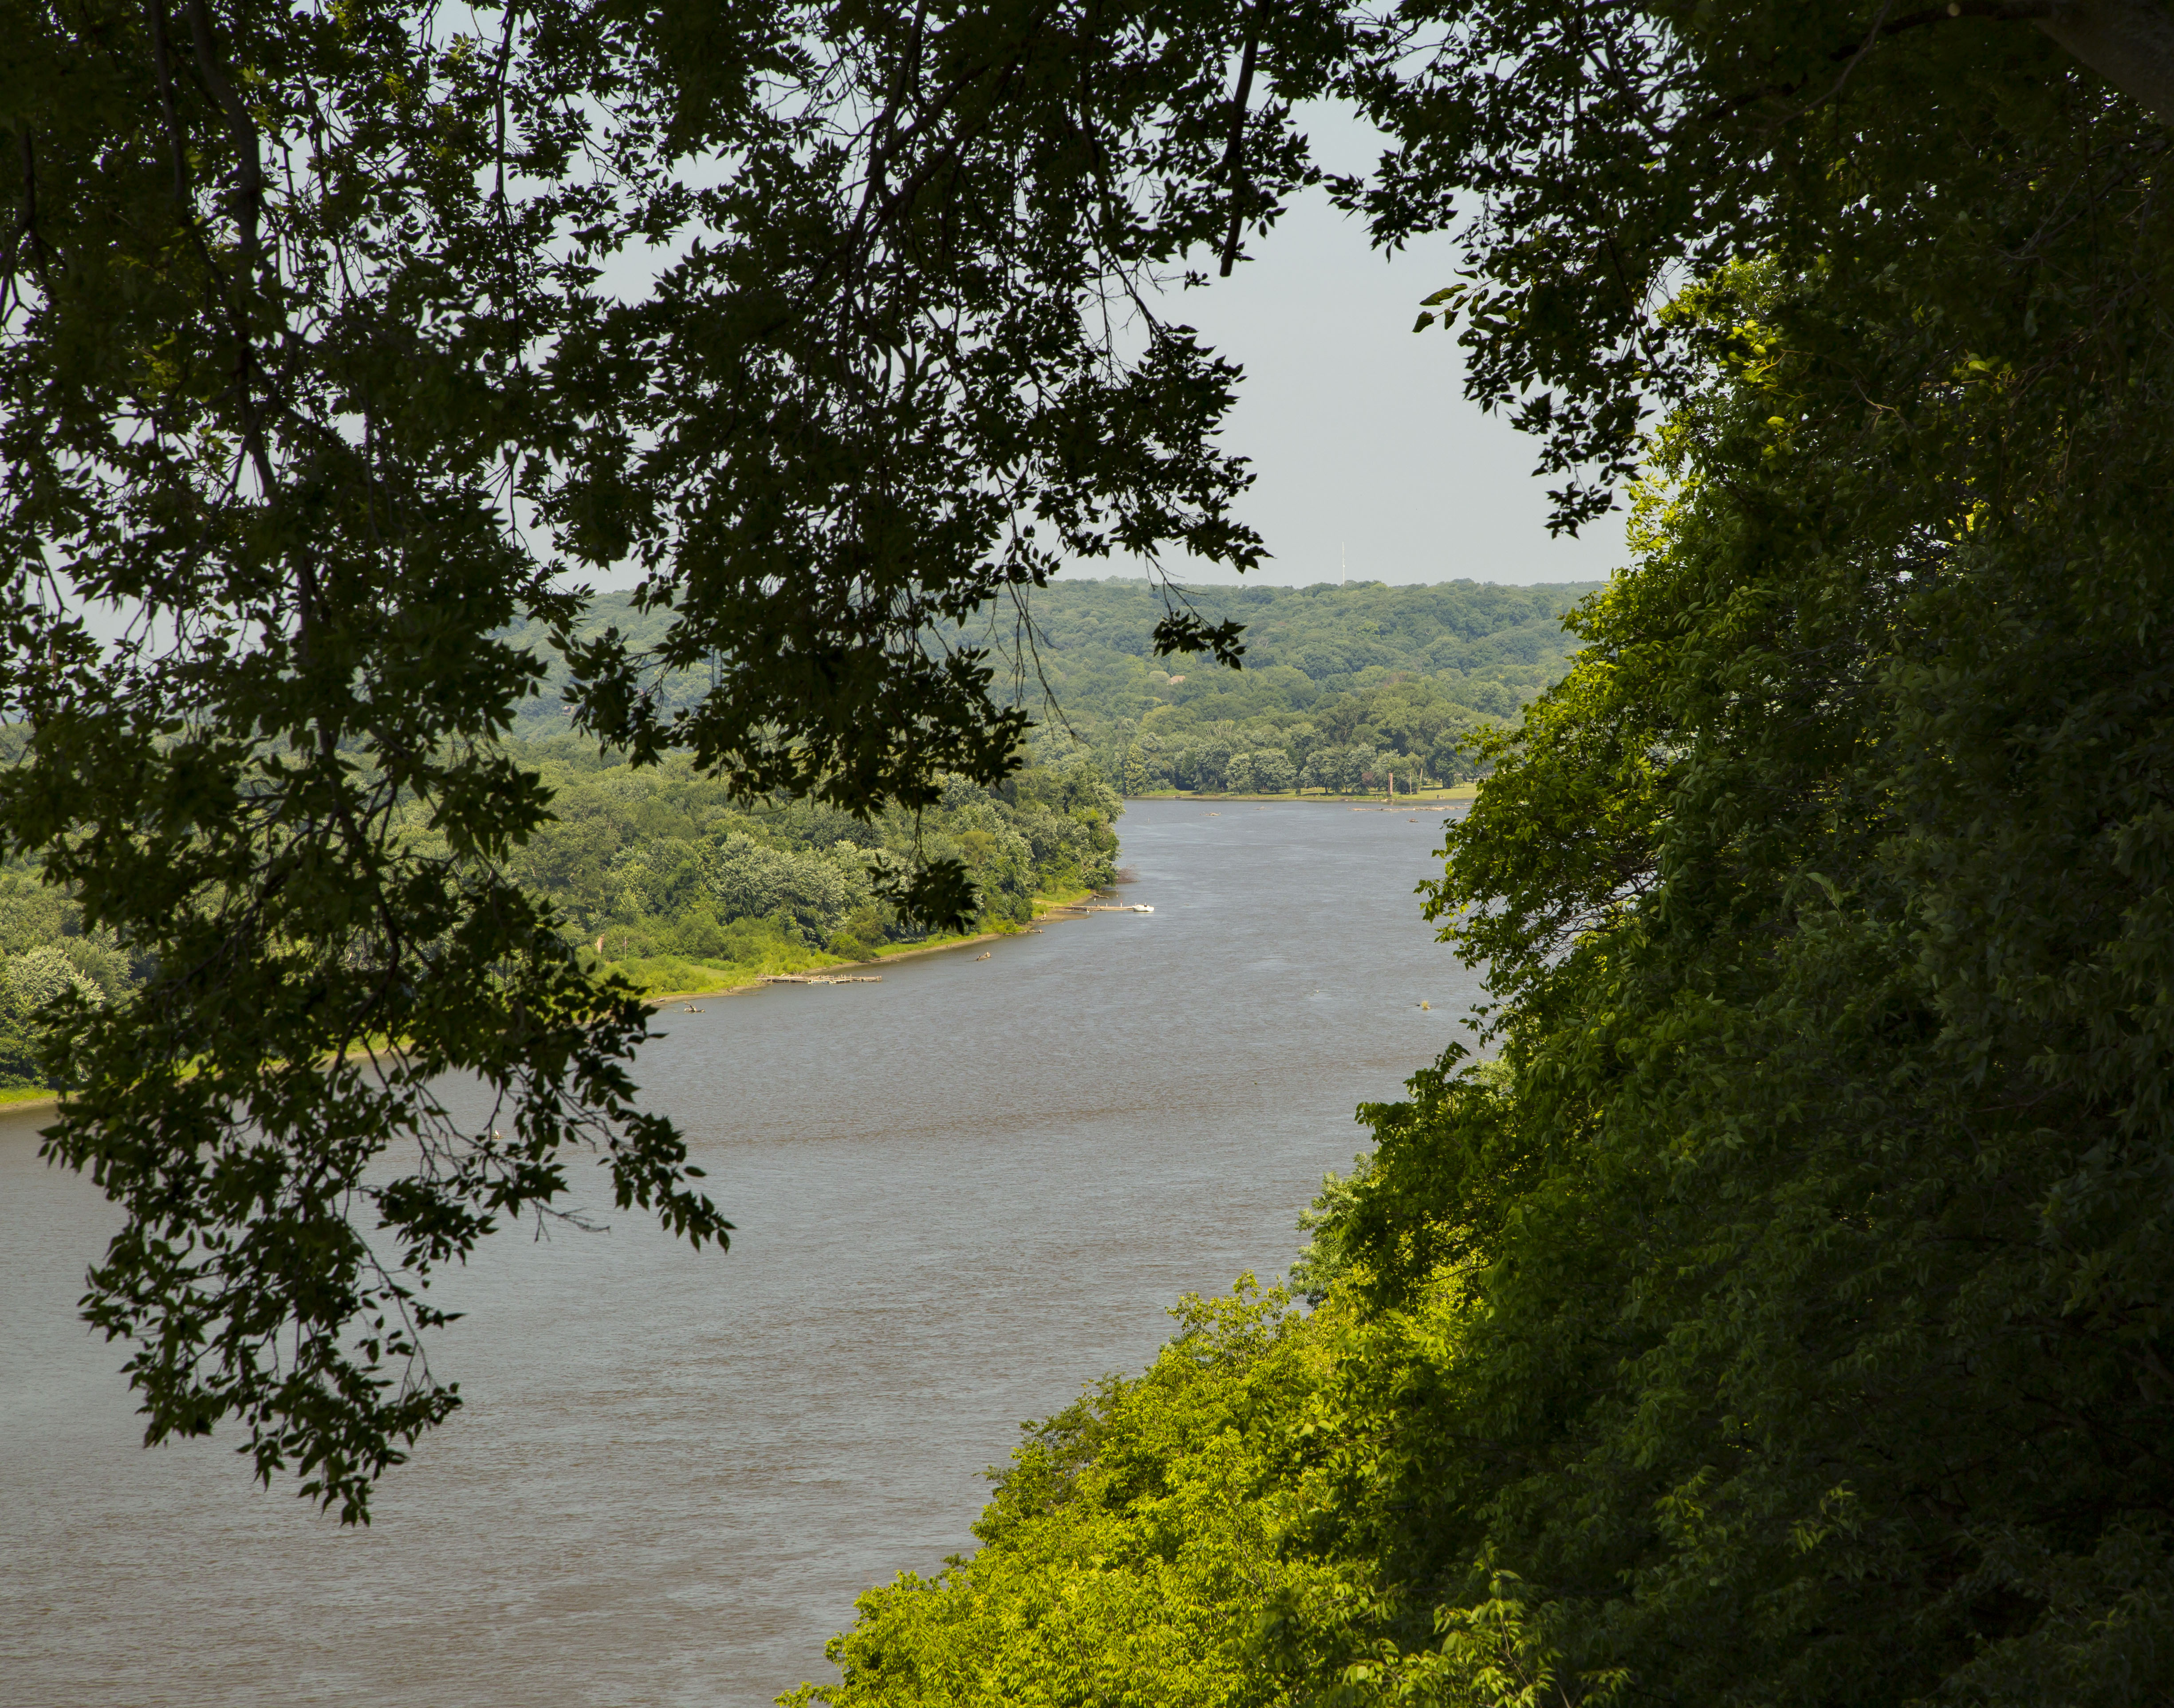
[0,798,1482,1708]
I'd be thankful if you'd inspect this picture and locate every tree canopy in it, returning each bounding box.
[6,0,2171,1584]
[0,0,1332,1517]
[787,4,2174,1706]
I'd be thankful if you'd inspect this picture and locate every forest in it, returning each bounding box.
[11,0,2174,1701]
[504,579,1595,794]
[997,579,1593,792]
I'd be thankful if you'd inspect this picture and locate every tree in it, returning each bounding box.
[782,1281,1331,1708]
[1280,8,2174,1700]
[0,0,1336,1519]
[1367,1,2174,528]
[1250,748,1296,793]
[781,5,2174,1704]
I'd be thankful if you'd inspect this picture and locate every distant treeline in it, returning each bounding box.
[973,578,1598,793]
[500,579,1600,795]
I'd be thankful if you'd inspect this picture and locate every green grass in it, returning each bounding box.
[611,890,1105,998]
[603,949,834,1000]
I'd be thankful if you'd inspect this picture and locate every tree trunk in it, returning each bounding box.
[2038,0,2174,124]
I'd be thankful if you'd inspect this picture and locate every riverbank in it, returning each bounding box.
[634,883,1104,1008]
[1126,785,1477,805]
[0,887,1110,1112]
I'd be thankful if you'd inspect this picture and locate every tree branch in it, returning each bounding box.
[2036,0,2174,124]
[1217,14,1261,278]
[184,0,262,273]
[146,0,192,210]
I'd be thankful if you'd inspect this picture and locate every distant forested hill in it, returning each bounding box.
[507,579,1602,793]
[987,579,1599,791]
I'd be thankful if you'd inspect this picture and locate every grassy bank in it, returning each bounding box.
[0,884,1112,1104]
[1126,785,1478,804]
[630,882,1103,1006]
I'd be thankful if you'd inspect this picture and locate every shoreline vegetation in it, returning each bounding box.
[633,882,1103,1006]
[528,745,1125,1004]
[1122,784,1479,805]
[0,642,1492,1125]
[0,744,1124,1108]
[0,886,1115,1123]
[0,845,1117,1121]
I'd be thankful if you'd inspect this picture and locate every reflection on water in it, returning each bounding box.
[0,799,1480,1708]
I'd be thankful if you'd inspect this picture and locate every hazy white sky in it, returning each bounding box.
[568,102,1629,597]
[1115,183,1627,590]
[546,104,1628,598]
[1087,100,1634,591]
[1075,102,1629,590]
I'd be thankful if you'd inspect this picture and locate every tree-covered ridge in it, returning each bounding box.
[1005,578,1595,699]
[506,580,1601,793]
[998,579,1599,792]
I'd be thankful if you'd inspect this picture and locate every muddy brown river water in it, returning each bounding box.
[0,798,1482,1708]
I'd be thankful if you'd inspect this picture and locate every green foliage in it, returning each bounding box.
[983,579,1598,791]
[0,870,148,1088]
[1345,0,2138,534]
[783,1280,1341,1708]
[478,742,1122,984]
[796,8,2174,1700]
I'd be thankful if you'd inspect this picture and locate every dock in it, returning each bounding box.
[760,973,883,984]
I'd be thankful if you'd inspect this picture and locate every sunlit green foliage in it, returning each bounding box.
[783,1281,1343,1708]
[796,3,2174,1698]
[0,871,153,1086]
[481,742,1122,988]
